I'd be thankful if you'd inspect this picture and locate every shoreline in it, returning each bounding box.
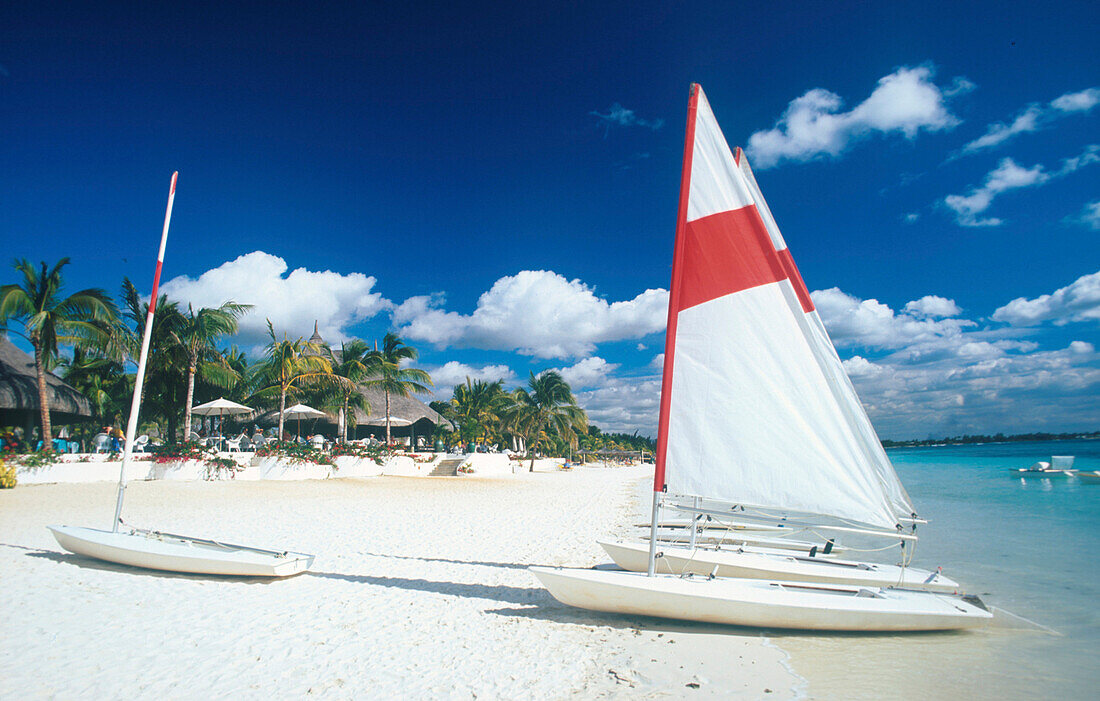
[1,466,802,698]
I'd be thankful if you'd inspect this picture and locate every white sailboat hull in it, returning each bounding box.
[49,525,314,577]
[635,519,789,533]
[602,540,958,593]
[530,566,991,632]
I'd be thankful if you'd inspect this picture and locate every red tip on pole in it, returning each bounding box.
[169,171,178,194]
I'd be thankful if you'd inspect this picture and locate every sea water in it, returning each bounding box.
[777,439,1100,700]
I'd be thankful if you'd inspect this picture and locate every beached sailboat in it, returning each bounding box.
[48,173,314,577]
[531,84,990,630]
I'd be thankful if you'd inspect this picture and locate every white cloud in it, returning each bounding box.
[941,146,1099,227]
[573,374,663,435]
[590,103,664,134]
[960,104,1042,154]
[1051,87,1100,113]
[746,65,962,168]
[556,356,619,389]
[991,270,1100,326]
[1074,201,1100,230]
[161,251,391,348]
[426,361,516,400]
[812,288,974,349]
[393,270,668,359]
[958,87,1099,156]
[903,213,920,224]
[903,295,961,318]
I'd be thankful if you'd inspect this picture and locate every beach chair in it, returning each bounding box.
[132,435,150,453]
[224,434,244,453]
[92,433,110,453]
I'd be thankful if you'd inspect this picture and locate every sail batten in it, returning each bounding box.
[658,85,911,531]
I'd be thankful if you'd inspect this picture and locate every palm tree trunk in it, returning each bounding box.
[385,388,391,445]
[183,360,197,440]
[32,342,53,446]
[339,399,347,443]
[278,388,287,440]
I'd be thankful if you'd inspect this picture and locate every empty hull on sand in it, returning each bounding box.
[530,566,991,632]
[49,525,314,577]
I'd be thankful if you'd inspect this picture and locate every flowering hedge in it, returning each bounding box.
[254,440,335,467]
[329,441,393,465]
[148,441,241,479]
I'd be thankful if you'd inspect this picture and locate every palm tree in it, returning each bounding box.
[119,278,188,439]
[509,370,587,471]
[0,259,118,444]
[447,378,508,447]
[174,301,251,439]
[251,320,350,440]
[322,339,373,443]
[363,333,432,445]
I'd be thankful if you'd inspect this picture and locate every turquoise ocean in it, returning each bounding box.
[777,439,1100,700]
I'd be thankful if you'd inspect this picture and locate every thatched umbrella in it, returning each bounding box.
[0,336,92,432]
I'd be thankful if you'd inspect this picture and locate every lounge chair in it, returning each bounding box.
[224,434,243,453]
[92,434,110,453]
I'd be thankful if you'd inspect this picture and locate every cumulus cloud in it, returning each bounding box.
[812,288,974,349]
[556,356,619,389]
[746,65,963,168]
[991,270,1100,326]
[943,146,1099,226]
[426,361,516,400]
[590,103,664,135]
[903,295,961,318]
[393,270,668,359]
[161,251,391,349]
[573,374,663,434]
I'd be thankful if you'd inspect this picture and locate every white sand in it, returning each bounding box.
[0,467,801,699]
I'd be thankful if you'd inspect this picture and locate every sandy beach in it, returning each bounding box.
[1,467,801,699]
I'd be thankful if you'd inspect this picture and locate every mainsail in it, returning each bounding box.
[654,85,912,531]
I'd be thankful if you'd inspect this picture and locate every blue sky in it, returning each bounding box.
[2,1,1097,439]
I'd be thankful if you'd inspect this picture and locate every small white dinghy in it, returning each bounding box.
[49,525,314,577]
[46,173,314,578]
[601,540,958,593]
[531,566,991,632]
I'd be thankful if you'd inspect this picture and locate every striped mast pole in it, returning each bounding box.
[648,84,699,576]
[112,171,178,532]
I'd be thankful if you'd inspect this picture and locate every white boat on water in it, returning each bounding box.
[532,84,991,631]
[601,540,957,593]
[1077,470,1100,484]
[49,525,314,577]
[1011,456,1077,477]
[49,173,314,578]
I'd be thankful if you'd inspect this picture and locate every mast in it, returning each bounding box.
[112,171,178,532]
[648,84,700,576]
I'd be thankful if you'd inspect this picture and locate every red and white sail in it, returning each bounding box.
[655,85,912,531]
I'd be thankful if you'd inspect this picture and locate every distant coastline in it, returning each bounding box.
[882,431,1099,449]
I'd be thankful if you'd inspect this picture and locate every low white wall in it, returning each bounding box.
[11,451,576,484]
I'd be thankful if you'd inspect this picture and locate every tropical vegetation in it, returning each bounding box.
[0,257,656,462]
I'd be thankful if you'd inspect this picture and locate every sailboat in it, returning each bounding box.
[48,173,314,577]
[531,85,991,630]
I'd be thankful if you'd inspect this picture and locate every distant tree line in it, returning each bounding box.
[881,430,1100,448]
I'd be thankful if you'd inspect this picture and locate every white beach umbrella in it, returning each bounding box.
[282,403,328,438]
[191,397,253,416]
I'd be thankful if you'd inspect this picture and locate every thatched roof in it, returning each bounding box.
[351,386,443,426]
[0,336,93,423]
[253,386,442,431]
